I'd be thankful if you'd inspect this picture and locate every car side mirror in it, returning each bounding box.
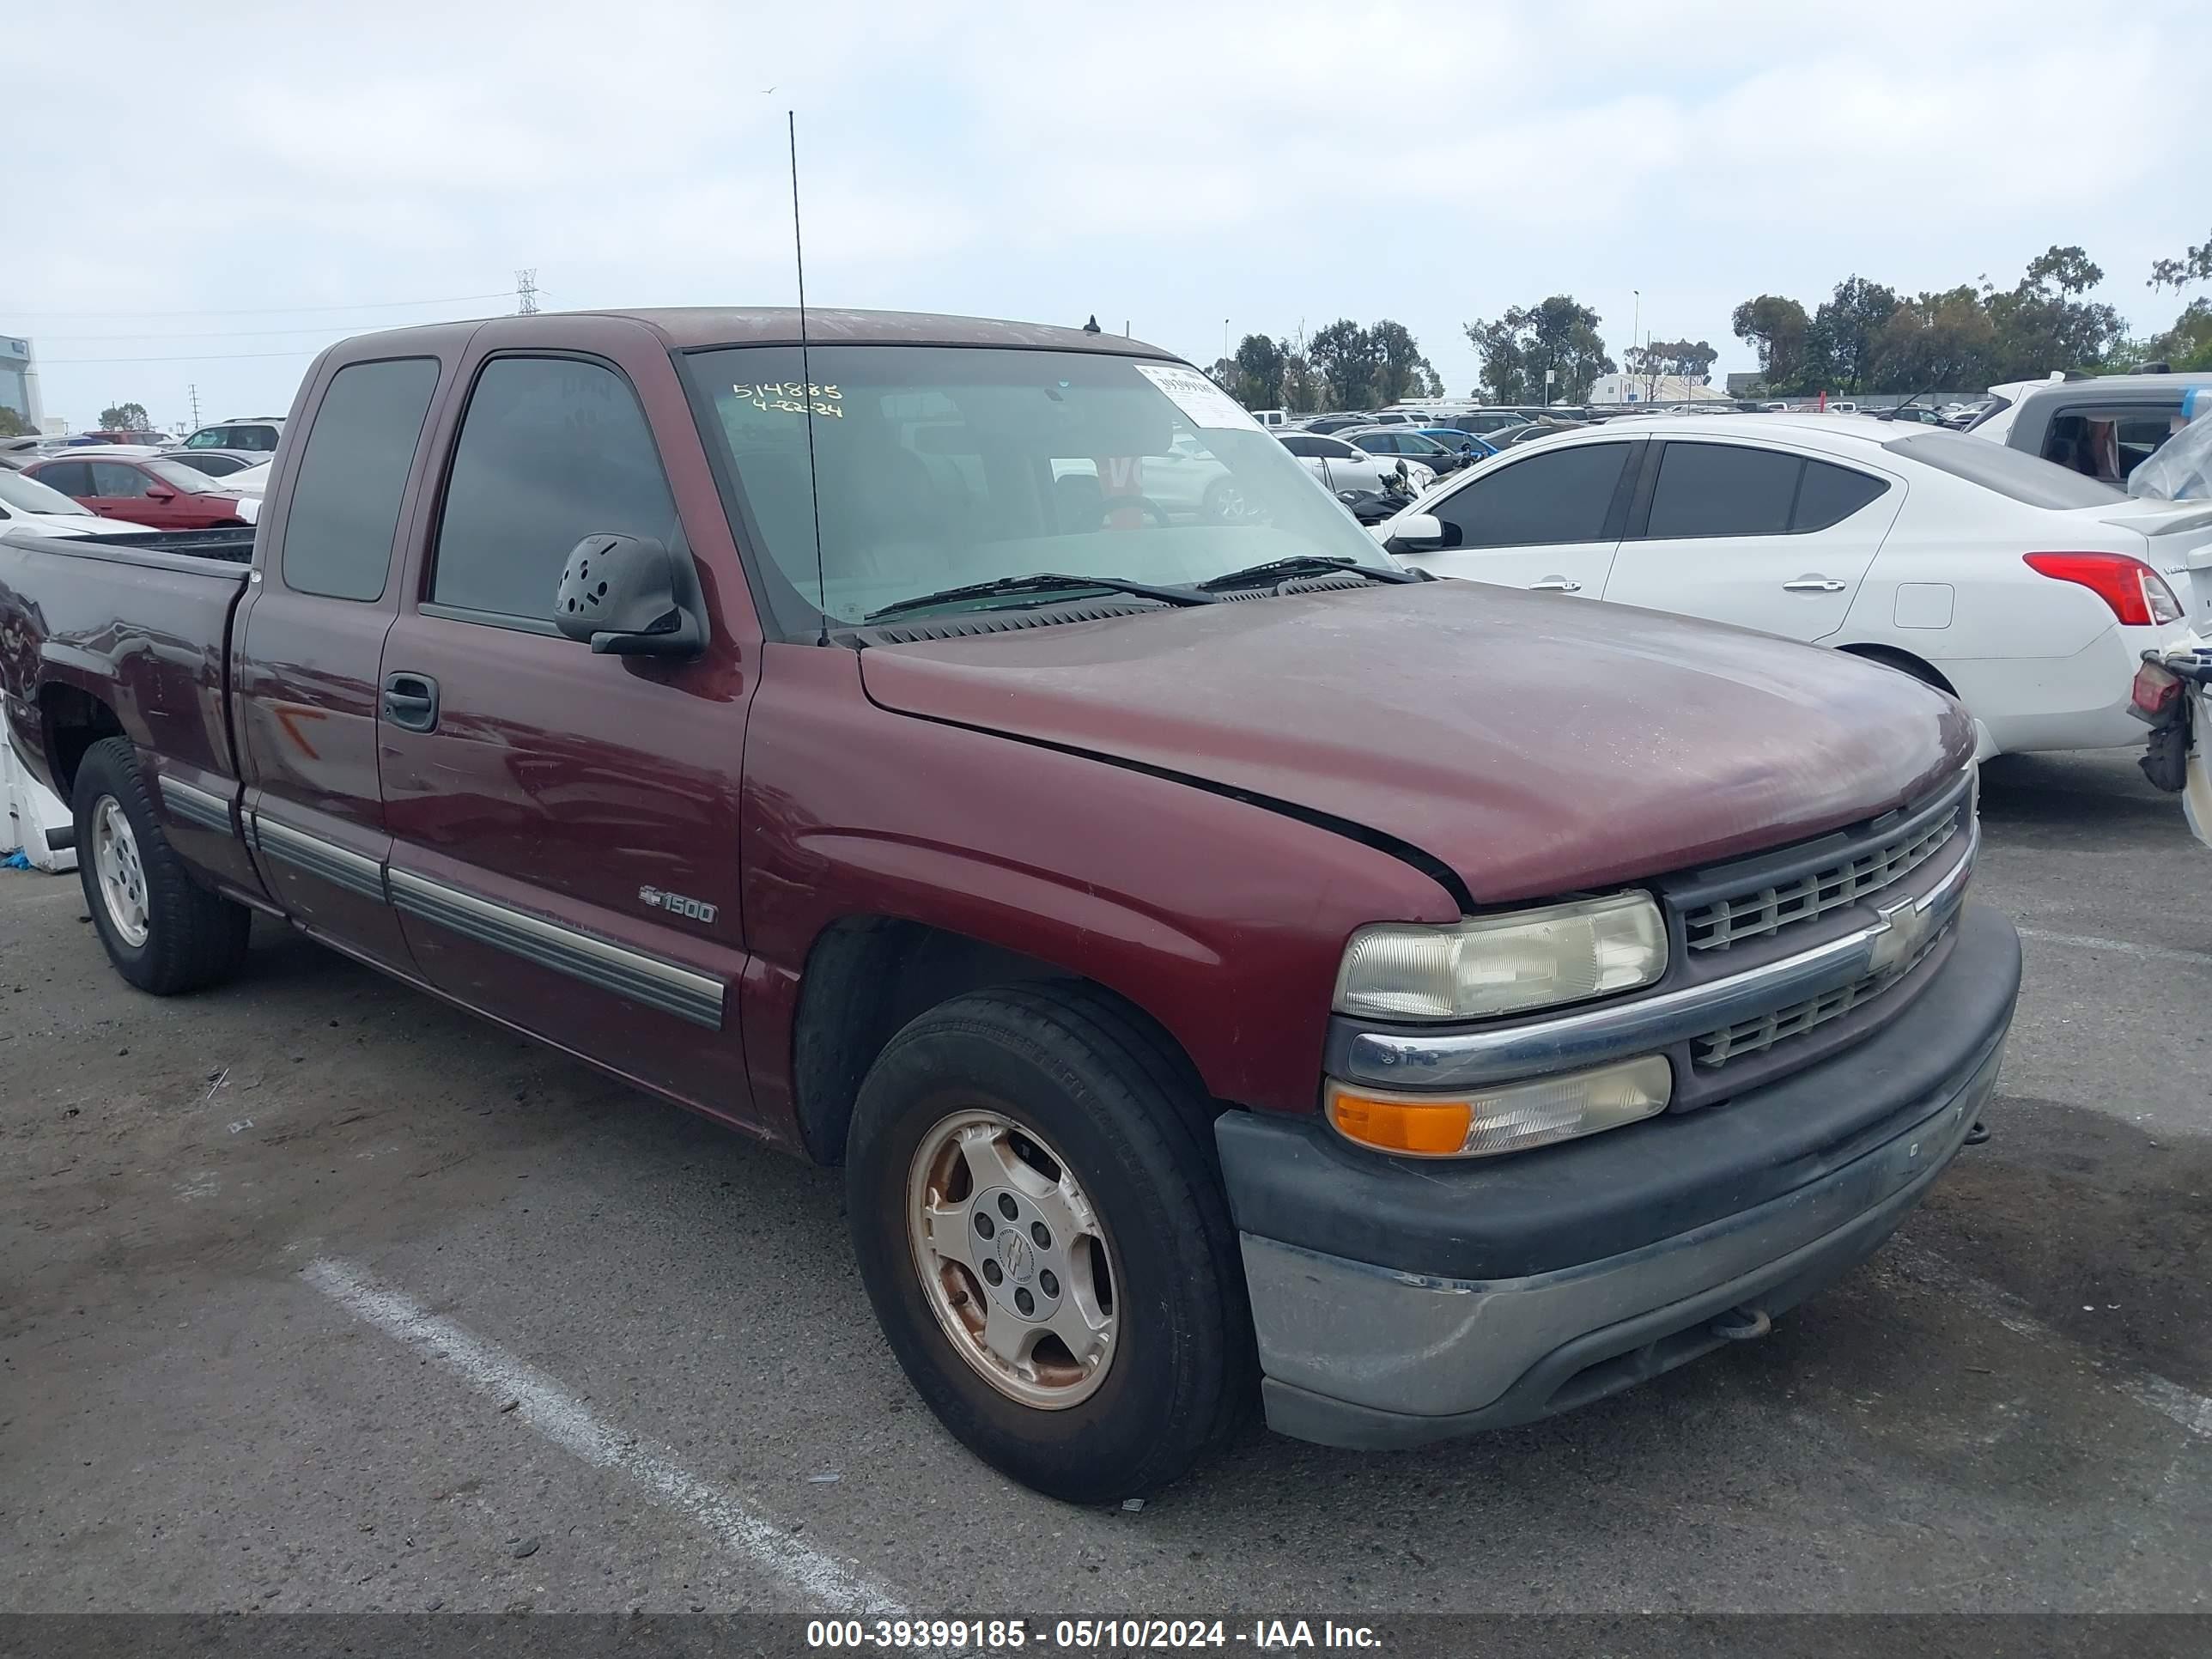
[1385,512,1445,553]
[144,486,176,502]
[554,533,704,657]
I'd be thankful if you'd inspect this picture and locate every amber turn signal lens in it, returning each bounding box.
[1326,1089,1474,1156]
[1325,1055,1673,1159]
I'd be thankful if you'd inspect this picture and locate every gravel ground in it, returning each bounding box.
[2,747,2207,1623]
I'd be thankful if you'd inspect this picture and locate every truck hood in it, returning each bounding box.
[856,581,1974,904]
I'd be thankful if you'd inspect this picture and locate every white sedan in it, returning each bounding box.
[1376,413,2212,758]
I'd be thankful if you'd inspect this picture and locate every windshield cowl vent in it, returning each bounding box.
[1211,574,1376,602]
[835,599,1164,647]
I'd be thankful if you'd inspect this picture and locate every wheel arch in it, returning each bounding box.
[789,915,1209,1168]
[1836,641,1957,697]
[37,678,128,803]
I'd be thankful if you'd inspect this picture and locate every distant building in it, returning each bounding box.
[0,333,41,429]
[1589,373,1731,406]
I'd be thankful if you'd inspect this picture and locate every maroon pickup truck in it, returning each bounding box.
[0,308,2019,1501]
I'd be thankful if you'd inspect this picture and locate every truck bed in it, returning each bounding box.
[0,526,255,805]
[5,525,257,564]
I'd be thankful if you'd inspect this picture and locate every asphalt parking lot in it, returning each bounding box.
[3,747,2208,1621]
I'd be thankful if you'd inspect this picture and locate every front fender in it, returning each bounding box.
[735,645,1459,1134]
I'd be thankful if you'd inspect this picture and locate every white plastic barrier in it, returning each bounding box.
[2,730,76,873]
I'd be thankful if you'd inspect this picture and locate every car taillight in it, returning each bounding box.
[2024,551,2184,627]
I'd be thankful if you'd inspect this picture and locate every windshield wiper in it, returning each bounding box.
[1196,555,1421,592]
[866,573,1215,623]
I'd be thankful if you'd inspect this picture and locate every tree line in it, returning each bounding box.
[1735,240,2212,396]
[1212,319,1443,413]
[1214,230,2212,416]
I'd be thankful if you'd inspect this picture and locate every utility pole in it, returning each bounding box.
[514,269,540,316]
[1630,290,1639,405]
[187,383,201,429]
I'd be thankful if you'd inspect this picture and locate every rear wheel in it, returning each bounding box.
[74,738,252,994]
[846,983,1254,1503]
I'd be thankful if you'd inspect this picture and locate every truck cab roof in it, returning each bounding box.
[330,307,1183,359]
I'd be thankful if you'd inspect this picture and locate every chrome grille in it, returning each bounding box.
[1684,805,1961,952]
[1692,926,1948,1068]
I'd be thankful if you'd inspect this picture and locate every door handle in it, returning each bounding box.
[1528,576,1583,592]
[381,672,440,732]
[1784,576,1849,592]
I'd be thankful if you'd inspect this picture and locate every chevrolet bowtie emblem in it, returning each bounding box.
[1867,893,1934,975]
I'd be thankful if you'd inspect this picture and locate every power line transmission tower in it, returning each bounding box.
[514,270,540,316]
[187,383,201,428]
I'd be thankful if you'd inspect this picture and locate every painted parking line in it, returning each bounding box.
[2017,928,2212,969]
[303,1256,913,1618]
[1887,1242,2212,1442]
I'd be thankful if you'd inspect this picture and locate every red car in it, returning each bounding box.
[25,454,251,531]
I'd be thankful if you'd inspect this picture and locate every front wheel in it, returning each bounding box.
[846,983,1254,1503]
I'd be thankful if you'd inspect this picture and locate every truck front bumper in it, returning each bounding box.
[1216,902,2021,1450]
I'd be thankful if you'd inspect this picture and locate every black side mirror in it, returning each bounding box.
[554,533,703,657]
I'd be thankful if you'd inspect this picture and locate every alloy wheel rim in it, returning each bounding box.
[905,1109,1119,1409]
[91,797,149,948]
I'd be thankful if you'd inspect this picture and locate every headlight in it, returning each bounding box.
[1326,1054,1671,1158]
[1334,893,1666,1021]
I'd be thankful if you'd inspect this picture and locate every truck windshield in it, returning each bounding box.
[683,344,1399,635]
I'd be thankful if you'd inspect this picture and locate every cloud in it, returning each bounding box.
[12,0,2211,425]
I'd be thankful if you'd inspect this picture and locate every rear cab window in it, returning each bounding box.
[281,356,441,601]
[2038,404,2186,484]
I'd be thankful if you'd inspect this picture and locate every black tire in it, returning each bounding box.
[73,737,252,995]
[846,982,1255,1503]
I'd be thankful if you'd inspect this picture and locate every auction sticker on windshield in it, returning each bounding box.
[1136,363,1262,431]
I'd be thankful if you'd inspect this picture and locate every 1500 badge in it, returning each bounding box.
[640,886,718,924]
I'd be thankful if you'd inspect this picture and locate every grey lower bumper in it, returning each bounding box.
[1249,1040,2002,1450]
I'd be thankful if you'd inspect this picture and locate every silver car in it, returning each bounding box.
[1276,430,1435,495]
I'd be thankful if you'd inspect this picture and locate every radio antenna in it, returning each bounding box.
[788,110,830,646]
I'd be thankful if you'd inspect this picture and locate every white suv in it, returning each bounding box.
[180,417,284,455]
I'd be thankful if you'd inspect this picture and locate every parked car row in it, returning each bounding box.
[0,416,284,472]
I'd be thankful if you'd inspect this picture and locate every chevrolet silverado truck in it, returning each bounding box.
[0,308,2020,1502]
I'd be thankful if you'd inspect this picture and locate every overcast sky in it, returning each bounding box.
[14,1,2212,431]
